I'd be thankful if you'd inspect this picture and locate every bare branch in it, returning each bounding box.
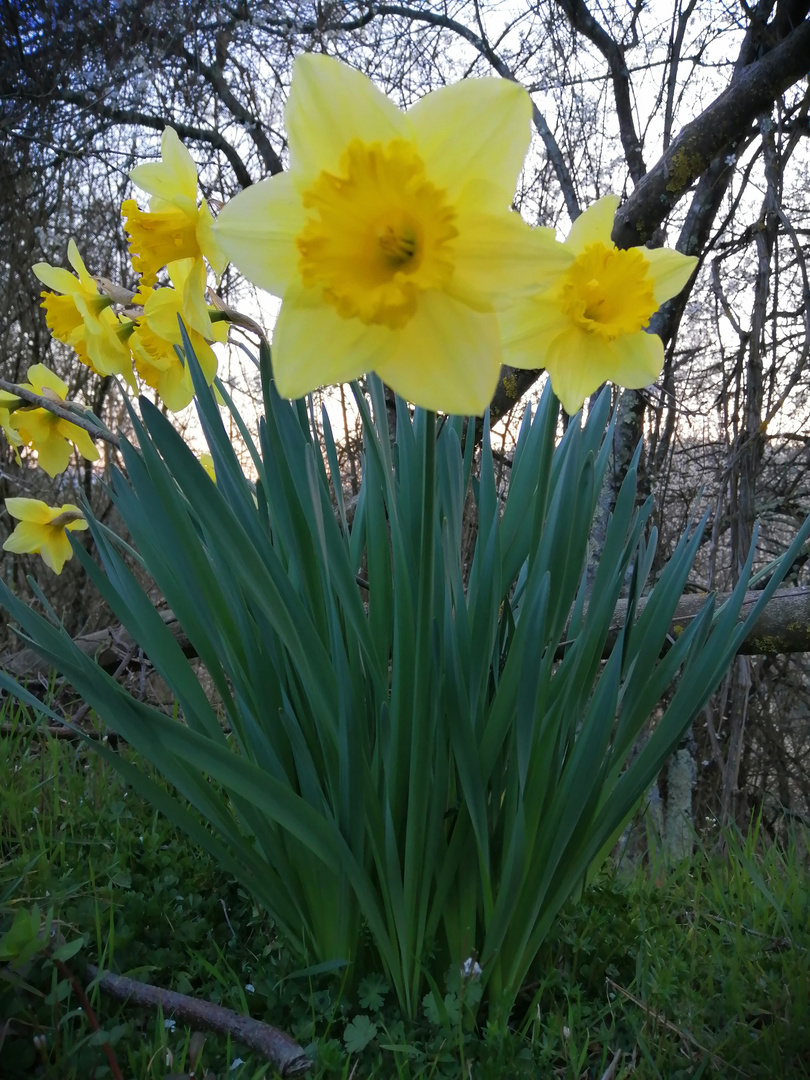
[0,379,119,448]
[614,15,810,247]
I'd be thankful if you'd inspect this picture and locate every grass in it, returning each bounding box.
[1,695,809,1079]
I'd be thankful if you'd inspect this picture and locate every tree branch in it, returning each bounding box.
[613,14,810,247]
[555,0,647,183]
[85,964,310,1076]
[55,90,255,191]
[4,588,809,684]
[0,378,119,447]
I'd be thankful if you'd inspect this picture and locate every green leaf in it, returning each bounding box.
[343,1014,378,1053]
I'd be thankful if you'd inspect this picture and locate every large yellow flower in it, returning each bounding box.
[34,241,135,384]
[499,195,698,414]
[3,498,88,574]
[130,261,225,412]
[10,365,100,477]
[212,54,568,415]
[123,127,227,285]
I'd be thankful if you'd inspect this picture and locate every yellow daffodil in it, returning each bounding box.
[130,261,225,412]
[199,452,216,482]
[123,127,227,286]
[34,241,136,384]
[0,391,23,459]
[3,498,88,574]
[213,54,568,415]
[10,365,99,477]
[499,195,698,414]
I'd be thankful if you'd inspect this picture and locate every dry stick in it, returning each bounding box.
[598,1048,623,1080]
[604,977,747,1078]
[85,965,311,1076]
[53,958,126,1080]
[0,378,120,448]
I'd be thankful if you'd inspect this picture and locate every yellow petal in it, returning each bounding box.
[285,54,406,188]
[130,127,198,212]
[3,521,47,554]
[565,195,620,254]
[450,205,571,310]
[606,328,664,387]
[157,360,195,413]
[26,364,68,400]
[214,172,305,296]
[35,524,75,574]
[271,285,389,399]
[408,77,532,208]
[59,420,99,463]
[5,497,52,524]
[540,327,612,414]
[196,201,228,276]
[33,263,80,294]
[643,246,698,305]
[31,433,73,478]
[66,239,96,290]
[542,327,663,415]
[374,292,502,415]
[499,295,572,370]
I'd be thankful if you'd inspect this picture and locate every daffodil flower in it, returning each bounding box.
[130,261,225,412]
[34,241,136,385]
[213,54,568,415]
[10,364,99,477]
[3,498,88,574]
[499,195,698,414]
[123,127,227,286]
[0,391,23,460]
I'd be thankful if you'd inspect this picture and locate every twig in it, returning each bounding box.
[605,977,747,1077]
[53,958,125,1080]
[599,1048,623,1080]
[0,378,120,448]
[0,722,118,744]
[704,912,804,952]
[86,964,310,1076]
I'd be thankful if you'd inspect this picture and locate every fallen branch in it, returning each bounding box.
[2,587,808,684]
[86,964,310,1076]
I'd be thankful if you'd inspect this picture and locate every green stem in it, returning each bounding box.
[402,409,437,1012]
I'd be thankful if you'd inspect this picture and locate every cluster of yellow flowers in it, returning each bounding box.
[3,53,697,574]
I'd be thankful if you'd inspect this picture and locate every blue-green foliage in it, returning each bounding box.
[2,331,808,1023]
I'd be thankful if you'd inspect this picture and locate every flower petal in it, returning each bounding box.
[565,194,619,254]
[499,295,572,370]
[58,420,99,463]
[272,285,390,399]
[26,364,68,399]
[4,497,52,524]
[643,246,698,305]
[543,327,663,415]
[285,54,406,188]
[450,204,572,310]
[66,239,96,289]
[32,434,73,478]
[374,292,502,415]
[32,264,80,294]
[40,529,74,574]
[130,127,198,211]
[607,328,664,387]
[408,77,532,207]
[214,172,305,297]
[3,521,46,555]
[541,328,615,414]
